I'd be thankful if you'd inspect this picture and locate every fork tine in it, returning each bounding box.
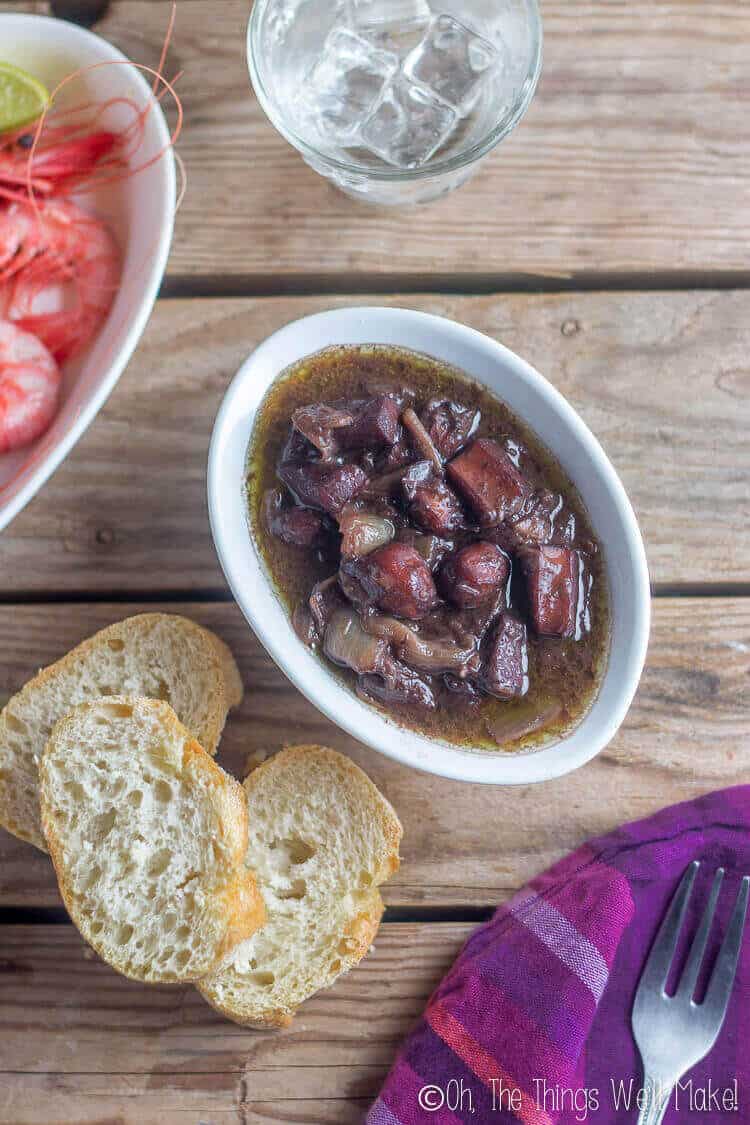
[703,875,749,1021]
[638,861,699,995]
[677,867,724,1002]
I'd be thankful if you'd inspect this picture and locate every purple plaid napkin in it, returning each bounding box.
[368,786,750,1124]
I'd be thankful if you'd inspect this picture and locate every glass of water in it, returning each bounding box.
[247,0,542,205]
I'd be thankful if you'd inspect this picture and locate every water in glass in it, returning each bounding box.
[285,1,510,171]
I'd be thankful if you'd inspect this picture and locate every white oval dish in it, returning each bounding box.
[0,14,175,532]
[208,307,651,785]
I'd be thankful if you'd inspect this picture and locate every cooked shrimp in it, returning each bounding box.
[0,320,61,453]
[0,130,119,200]
[0,202,40,279]
[0,198,119,363]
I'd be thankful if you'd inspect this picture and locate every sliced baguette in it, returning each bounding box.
[0,613,243,850]
[198,744,402,1027]
[40,696,265,984]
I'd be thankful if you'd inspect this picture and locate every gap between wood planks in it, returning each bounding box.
[0,584,748,605]
[0,905,494,925]
[160,271,750,300]
[1,272,744,924]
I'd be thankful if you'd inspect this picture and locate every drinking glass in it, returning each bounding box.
[247,0,542,205]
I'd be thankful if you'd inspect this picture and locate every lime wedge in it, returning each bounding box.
[0,62,49,133]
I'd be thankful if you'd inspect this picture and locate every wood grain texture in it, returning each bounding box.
[3,0,749,279]
[0,1079,368,1125]
[0,6,745,1123]
[0,924,451,1123]
[1,597,748,909]
[1,290,749,591]
[12,0,744,280]
[0,923,466,1088]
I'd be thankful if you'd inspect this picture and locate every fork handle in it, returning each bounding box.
[636,1078,674,1125]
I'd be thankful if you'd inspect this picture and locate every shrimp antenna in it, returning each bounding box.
[24,0,183,210]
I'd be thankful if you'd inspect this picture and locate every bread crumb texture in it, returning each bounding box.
[199,744,402,1027]
[40,696,263,984]
[0,614,243,850]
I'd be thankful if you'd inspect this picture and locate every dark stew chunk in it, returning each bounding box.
[395,528,454,571]
[322,605,437,710]
[309,576,346,635]
[358,665,437,712]
[252,345,608,749]
[447,438,530,525]
[278,461,367,518]
[291,403,356,460]
[421,398,480,460]
[521,546,591,639]
[439,542,510,609]
[292,396,399,460]
[340,542,439,620]
[508,489,577,549]
[481,616,529,700]
[343,396,401,450]
[401,461,466,535]
[263,489,328,548]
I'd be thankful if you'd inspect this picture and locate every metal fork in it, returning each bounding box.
[632,861,749,1125]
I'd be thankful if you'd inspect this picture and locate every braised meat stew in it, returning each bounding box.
[247,345,609,751]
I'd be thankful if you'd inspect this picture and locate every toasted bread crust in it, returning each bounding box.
[217,875,267,967]
[176,732,266,966]
[197,744,402,1027]
[207,630,245,710]
[0,614,243,851]
[41,697,264,984]
[199,890,385,1029]
[252,744,403,880]
[198,991,295,1029]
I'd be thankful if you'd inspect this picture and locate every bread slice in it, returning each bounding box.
[0,613,243,851]
[211,632,244,710]
[40,696,265,984]
[198,744,402,1027]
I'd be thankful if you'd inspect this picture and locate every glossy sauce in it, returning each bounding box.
[247,345,610,752]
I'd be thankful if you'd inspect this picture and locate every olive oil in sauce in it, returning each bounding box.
[247,345,610,753]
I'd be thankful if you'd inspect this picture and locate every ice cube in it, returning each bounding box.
[347,0,432,58]
[348,0,431,36]
[360,74,458,168]
[404,14,500,115]
[304,27,399,144]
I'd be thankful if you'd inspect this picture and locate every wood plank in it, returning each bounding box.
[1,597,748,909]
[20,0,750,279]
[0,921,458,1122]
[2,290,749,591]
[0,922,467,1078]
[0,1078,368,1125]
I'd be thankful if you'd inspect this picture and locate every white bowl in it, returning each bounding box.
[208,307,651,785]
[0,14,175,531]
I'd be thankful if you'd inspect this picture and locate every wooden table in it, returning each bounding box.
[1,2,749,1122]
